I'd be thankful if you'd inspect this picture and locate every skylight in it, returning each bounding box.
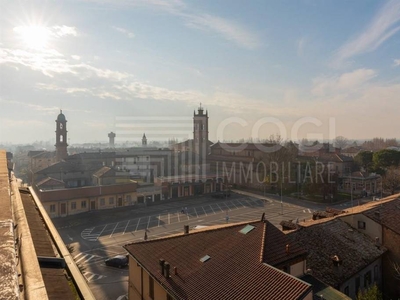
[200,255,211,263]
[239,224,255,234]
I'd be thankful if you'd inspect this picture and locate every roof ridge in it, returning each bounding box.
[259,221,267,263]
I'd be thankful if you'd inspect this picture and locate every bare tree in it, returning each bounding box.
[334,136,349,149]
[383,166,400,195]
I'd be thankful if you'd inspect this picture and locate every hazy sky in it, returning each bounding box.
[1,0,399,145]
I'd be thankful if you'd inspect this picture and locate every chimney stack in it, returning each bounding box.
[174,267,178,275]
[286,244,290,254]
[164,262,170,278]
[184,225,189,234]
[159,259,165,275]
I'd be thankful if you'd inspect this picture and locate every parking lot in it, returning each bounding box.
[81,197,265,241]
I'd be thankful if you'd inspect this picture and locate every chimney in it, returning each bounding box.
[159,259,165,275]
[286,244,290,254]
[184,225,189,234]
[164,262,170,278]
[174,267,178,275]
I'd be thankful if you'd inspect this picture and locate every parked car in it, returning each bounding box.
[105,255,129,268]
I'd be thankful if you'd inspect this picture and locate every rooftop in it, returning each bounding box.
[363,197,400,234]
[288,218,386,288]
[124,219,311,300]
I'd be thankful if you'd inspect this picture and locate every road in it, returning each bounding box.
[53,191,358,300]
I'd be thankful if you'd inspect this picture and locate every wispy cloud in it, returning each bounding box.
[394,59,400,66]
[83,0,259,49]
[112,26,135,38]
[334,0,400,65]
[297,37,306,57]
[183,13,259,49]
[312,68,376,96]
[0,98,59,112]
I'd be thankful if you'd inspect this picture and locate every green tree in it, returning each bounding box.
[356,284,382,300]
[373,149,400,170]
[355,151,373,172]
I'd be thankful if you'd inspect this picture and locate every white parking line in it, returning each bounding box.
[146,216,151,229]
[158,215,161,227]
[177,212,180,222]
[73,252,84,260]
[243,198,253,207]
[98,224,111,239]
[194,207,199,217]
[209,205,216,214]
[223,202,231,211]
[168,213,170,225]
[216,203,223,212]
[76,254,91,264]
[202,206,208,216]
[231,200,238,209]
[123,220,131,235]
[109,223,119,238]
[135,218,141,231]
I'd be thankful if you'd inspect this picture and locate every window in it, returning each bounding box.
[71,202,76,210]
[344,286,349,296]
[50,204,56,213]
[355,276,360,294]
[126,195,132,203]
[81,201,86,209]
[149,276,154,299]
[109,197,114,205]
[374,265,379,282]
[364,270,372,288]
[358,221,366,230]
[100,198,105,206]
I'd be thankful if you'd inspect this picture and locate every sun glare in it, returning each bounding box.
[14,26,51,50]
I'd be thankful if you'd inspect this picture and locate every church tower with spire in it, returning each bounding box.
[142,133,147,146]
[55,110,68,161]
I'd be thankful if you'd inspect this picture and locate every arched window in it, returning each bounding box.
[60,123,63,129]
[60,135,63,142]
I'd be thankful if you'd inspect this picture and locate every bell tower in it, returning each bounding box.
[193,103,208,163]
[142,133,147,146]
[55,110,68,161]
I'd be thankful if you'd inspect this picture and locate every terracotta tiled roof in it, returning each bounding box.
[124,220,311,300]
[288,219,386,288]
[363,197,400,234]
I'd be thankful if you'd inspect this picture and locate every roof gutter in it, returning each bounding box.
[29,187,95,300]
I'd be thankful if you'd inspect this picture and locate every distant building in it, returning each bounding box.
[142,133,147,146]
[55,110,68,161]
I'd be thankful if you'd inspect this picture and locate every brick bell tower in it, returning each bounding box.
[55,110,68,161]
[193,103,208,166]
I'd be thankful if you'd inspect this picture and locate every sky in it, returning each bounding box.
[1,0,399,145]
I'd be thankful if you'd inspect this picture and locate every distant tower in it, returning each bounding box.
[55,110,68,161]
[193,103,208,162]
[142,133,147,146]
[108,132,116,148]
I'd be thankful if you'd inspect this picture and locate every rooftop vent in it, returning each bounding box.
[331,255,342,267]
[239,225,255,234]
[200,255,211,263]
